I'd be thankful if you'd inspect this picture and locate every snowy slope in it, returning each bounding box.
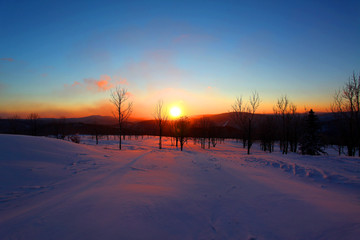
[0,134,359,240]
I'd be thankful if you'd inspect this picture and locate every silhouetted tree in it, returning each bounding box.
[177,116,189,151]
[328,117,346,155]
[231,96,248,148]
[273,95,296,154]
[154,100,168,149]
[8,114,20,134]
[27,113,39,136]
[91,121,101,145]
[300,109,325,155]
[246,91,260,154]
[331,72,360,156]
[59,117,67,139]
[288,104,301,153]
[53,117,67,139]
[169,120,179,147]
[199,116,213,149]
[110,87,133,150]
[232,92,260,154]
[259,115,276,153]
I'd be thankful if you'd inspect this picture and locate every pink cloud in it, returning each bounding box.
[96,78,113,91]
[89,74,114,91]
[1,58,14,62]
[71,81,81,87]
[61,74,124,96]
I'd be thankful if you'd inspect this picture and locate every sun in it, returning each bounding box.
[170,106,181,118]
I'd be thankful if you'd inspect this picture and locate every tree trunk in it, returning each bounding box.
[159,127,162,149]
[247,119,251,155]
[119,125,122,150]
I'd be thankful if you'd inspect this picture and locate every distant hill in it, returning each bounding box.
[66,115,117,125]
[40,115,146,125]
[40,111,334,126]
[0,111,336,138]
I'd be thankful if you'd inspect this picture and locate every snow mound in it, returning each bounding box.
[0,134,106,206]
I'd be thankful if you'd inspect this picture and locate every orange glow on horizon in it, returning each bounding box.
[0,103,330,119]
[0,92,331,119]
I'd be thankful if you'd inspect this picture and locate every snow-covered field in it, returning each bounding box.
[1,134,359,240]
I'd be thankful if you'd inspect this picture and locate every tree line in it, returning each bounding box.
[0,72,358,156]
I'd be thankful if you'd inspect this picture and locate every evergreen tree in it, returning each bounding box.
[300,109,326,155]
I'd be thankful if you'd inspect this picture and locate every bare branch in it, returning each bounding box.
[110,87,133,150]
[154,100,168,149]
[248,91,260,116]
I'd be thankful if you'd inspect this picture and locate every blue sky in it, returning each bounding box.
[0,0,359,118]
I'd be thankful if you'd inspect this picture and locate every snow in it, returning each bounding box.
[1,134,360,239]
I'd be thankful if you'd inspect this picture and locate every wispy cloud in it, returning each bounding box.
[0,58,14,62]
[59,74,128,96]
[83,75,114,92]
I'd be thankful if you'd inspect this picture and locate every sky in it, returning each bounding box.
[0,0,359,119]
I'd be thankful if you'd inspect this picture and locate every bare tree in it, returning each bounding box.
[169,120,177,147]
[154,100,168,149]
[246,91,261,154]
[201,116,213,149]
[53,117,67,139]
[110,87,133,150]
[59,117,67,139]
[331,72,360,156]
[259,115,276,153]
[232,92,260,154]
[273,95,293,154]
[27,113,39,136]
[231,96,247,148]
[177,116,189,151]
[8,114,20,134]
[288,103,301,153]
[195,116,215,149]
[91,121,101,145]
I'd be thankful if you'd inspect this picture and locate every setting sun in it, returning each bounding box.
[170,106,181,118]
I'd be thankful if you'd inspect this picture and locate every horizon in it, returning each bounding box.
[0,110,332,122]
[1,0,359,118]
